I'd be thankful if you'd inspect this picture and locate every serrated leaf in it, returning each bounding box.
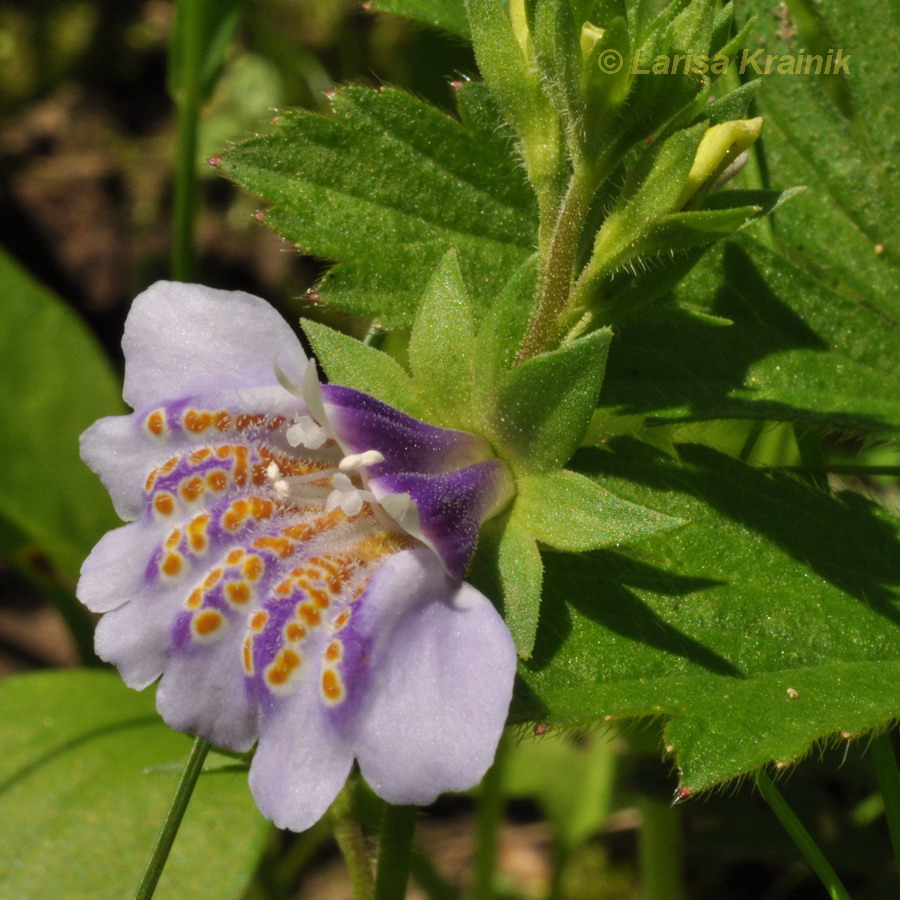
[220,86,536,327]
[369,0,470,39]
[0,250,123,582]
[301,318,426,420]
[0,670,270,899]
[736,0,899,320]
[496,328,612,472]
[513,442,900,791]
[601,235,900,433]
[408,250,477,427]
[516,467,681,552]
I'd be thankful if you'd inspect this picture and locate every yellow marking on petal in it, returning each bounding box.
[285,622,306,642]
[145,470,158,493]
[214,411,232,431]
[266,648,301,686]
[233,446,250,485]
[252,535,293,558]
[161,552,184,578]
[164,529,182,550]
[242,555,264,581]
[193,609,223,637]
[299,604,321,628]
[146,409,167,438]
[242,636,254,673]
[186,588,203,609]
[206,469,228,492]
[225,581,251,606]
[189,448,212,465]
[309,587,330,609]
[226,548,245,565]
[325,641,342,662]
[222,499,249,532]
[180,476,205,503]
[250,610,268,632]
[184,409,213,434]
[161,457,179,475]
[275,578,293,597]
[215,444,233,460]
[186,514,210,553]
[334,610,350,631]
[203,568,223,590]
[321,669,344,703]
[153,492,176,517]
[250,497,275,520]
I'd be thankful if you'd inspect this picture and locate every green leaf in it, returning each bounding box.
[516,467,681,552]
[301,319,426,419]
[0,670,270,899]
[220,85,536,328]
[369,0,470,39]
[514,442,900,792]
[465,0,565,204]
[495,328,612,472]
[497,509,544,659]
[408,250,477,428]
[0,250,123,582]
[737,0,899,320]
[601,235,900,433]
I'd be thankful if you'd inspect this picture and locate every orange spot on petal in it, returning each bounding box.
[226,581,251,605]
[321,669,343,701]
[161,553,183,577]
[146,409,166,437]
[154,493,175,516]
[194,609,223,636]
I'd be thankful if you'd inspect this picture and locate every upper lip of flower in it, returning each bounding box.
[76,280,517,832]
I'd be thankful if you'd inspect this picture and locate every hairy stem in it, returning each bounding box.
[473,729,511,900]
[374,804,417,900]
[330,779,375,900]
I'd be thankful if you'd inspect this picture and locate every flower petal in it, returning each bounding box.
[248,685,356,832]
[353,550,516,805]
[318,385,514,575]
[122,282,306,410]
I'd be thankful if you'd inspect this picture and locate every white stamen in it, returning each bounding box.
[266,461,281,481]
[286,415,328,449]
[272,479,290,500]
[338,449,385,471]
[325,472,373,517]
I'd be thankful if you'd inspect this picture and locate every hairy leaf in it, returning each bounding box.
[514,442,900,791]
[220,85,536,327]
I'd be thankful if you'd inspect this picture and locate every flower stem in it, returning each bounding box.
[757,772,852,900]
[637,797,685,900]
[871,730,900,874]
[133,736,210,900]
[518,163,597,361]
[170,0,206,281]
[473,729,510,900]
[330,779,375,900]
[374,804,418,900]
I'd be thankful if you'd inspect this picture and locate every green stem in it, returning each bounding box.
[330,779,375,900]
[374,804,418,900]
[170,0,206,281]
[757,772,852,900]
[133,737,210,900]
[473,729,511,900]
[637,797,685,900]
[871,731,900,874]
[518,163,598,361]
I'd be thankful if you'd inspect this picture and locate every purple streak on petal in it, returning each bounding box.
[320,384,491,474]
[377,460,511,578]
[353,550,515,804]
[320,385,514,575]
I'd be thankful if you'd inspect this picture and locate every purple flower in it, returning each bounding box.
[77,281,517,832]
